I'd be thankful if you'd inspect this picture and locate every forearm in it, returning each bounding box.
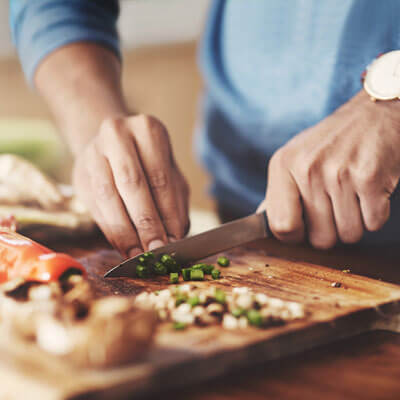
[35,42,129,156]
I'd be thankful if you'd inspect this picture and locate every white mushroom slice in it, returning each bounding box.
[235,294,253,310]
[223,314,238,330]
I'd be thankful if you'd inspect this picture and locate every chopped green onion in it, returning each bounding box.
[231,308,245,318]
[215,288,226,304]
[203,264,215,275]
[191,263,207,271]
[173,322,186,330]
[211,269,221,280]
[182,268,192,281]
[153,261,168,275]
[136,264,148,278]
[161,254,180,273]
[175,292,188,306]
[247,309,263,327]
[190,269,204,281]
[217,256,230,267]
[170,272,179,284]
[187,296,200,307]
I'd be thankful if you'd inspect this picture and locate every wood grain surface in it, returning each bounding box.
[1,237,399,400]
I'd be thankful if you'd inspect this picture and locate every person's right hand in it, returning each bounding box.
[73,114,190,258]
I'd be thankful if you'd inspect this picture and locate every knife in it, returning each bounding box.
[104,211,271,278]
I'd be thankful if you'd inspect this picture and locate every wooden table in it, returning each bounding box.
[54,236,400,400]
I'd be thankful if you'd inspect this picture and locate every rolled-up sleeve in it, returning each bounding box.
[9,0,120,85]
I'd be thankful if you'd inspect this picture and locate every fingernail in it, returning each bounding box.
[148,240,165,251]
[128,247,142,258]
[168,236,177,243]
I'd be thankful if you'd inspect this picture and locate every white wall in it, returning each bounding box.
[0,0,210,58]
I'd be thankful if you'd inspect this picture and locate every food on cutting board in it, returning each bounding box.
[0,225,86,282]
[0,154,95,240]
[0,275,157,368]
[0,225,156,368]
[132,251,224,283]
[134,285,307,331]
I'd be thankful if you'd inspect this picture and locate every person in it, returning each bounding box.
[9,0,400,258]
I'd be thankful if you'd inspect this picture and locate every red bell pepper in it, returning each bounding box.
[0,228,86,283]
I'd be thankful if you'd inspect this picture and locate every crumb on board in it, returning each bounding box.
[331,282,342,288]
[342,269,351,273]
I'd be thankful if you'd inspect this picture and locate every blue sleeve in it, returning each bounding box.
[9,0,120,85]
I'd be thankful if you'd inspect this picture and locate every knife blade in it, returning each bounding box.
[104,211,271,278]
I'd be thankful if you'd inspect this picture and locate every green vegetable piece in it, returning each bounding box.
[215,288,226,304]
[153,261,168,275]
[217,256,230,267]
[138,251,155,265]
[247,309,263,327]
[161,254,180,273]
[191,263,207,271]
[231,308,245,318]
[211,269,221,280]
[175,292,188,306]
[187,296,200,307]
[173,322,186,331]
[182,268,192,281]
[136,264,148,279]
[170,272,179,284]
[203,264,215,275]
[190,269,204,281]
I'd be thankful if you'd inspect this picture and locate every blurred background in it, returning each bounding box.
[0,0,218,230]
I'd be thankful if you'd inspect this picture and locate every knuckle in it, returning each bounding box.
[117,162,142,186]
[148,169,169,191]
[100,116,125,135]
[354,168,379,193]
[135,214,159,232]
[134,114,167,138]
[325,165,350,187]
[295,157,320,185]
[95,180,116,200]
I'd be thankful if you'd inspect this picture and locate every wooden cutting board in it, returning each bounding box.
[1,239,400,400]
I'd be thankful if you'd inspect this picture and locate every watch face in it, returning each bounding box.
[364,50,400,100]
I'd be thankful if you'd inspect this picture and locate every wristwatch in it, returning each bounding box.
[363,50,400,101]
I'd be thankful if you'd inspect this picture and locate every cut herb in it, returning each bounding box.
[247,309,262,327]
[136,264,148,278]
[215,288,226,304]
[175,292,188,306]
[191,263,207,271]
[231,308,245,318]
[217,256,230,267]
[161,254,180,273]
[182,268,192,281]
[153,261,168,275]
[173,322,186,331]
[190,269,204,281]
[211,269,221,280]
[203,264,214,275]
[170,272,179,284]
[187,295,200,307]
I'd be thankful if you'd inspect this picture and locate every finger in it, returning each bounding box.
[129,116,185,240]
[265,158,305,243]
[301,188,337,249]
[87,146,142,257]
[328,179,364,244]
[100,119,167,251]
[174,170,190,237]
[359,193,390,232]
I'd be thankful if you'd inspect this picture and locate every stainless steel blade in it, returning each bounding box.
[104,211,271,278]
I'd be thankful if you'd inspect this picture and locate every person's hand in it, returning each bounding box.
[258,90,400,249]
[73,114,190,257]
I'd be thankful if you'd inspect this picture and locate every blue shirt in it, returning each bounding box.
[9,0,400,243]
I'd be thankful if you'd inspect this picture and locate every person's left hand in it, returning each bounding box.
[258,90,400,249]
